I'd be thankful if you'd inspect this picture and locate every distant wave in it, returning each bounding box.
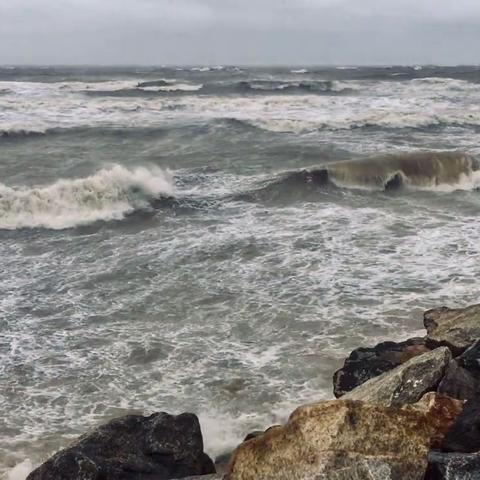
[239,112,480,133]
[189,66,241,73]
[137,79,172,88]
[234,80,350,94]
[240,152,480,200]
[0,128,47,139]
[84,79,353,97]
[0,165,174,230]
[190,66,225,72]
[139,83,203,93]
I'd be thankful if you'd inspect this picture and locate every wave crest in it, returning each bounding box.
[324,151,479,191]
[0,165,174,230]
[242,152,480,201]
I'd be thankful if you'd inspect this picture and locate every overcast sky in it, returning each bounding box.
[1,0,479,65]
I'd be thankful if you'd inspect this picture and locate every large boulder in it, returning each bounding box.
[333,338,430,397]
[425,451,480,480]
[424,304,480,354]
[226,393,463,480]
[343,347,451,407]
[27,412,216,480]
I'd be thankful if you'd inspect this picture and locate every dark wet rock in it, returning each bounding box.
[343,347,451,407]
[333,337,430,397]
[424,304,480,354]
[437,360,479,401]
[226,393,464,480]
[425,451,480,480]
[213,452,231,477]
[442,399,480,453]
[27,412,215,480]
[457,339,480,372]
[243,430,264,442]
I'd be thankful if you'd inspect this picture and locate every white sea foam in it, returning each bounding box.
[6,460,33,480]
[2,75,480,155]
[0,165,174,230]
[1,76,480,135]
[290,69,308,74]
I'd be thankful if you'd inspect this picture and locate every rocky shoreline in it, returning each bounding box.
[27,303,480,479]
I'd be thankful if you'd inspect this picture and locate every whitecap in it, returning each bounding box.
[0,165,174,230]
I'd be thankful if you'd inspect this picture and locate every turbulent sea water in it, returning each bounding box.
[2,64,480,478]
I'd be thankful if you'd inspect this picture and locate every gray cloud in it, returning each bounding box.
[0,0,479,65]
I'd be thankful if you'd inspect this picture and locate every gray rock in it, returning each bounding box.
[27,412,216,480]
[343,347,451,406]
[437,360,479,401]
[425,451,480,480]
[333,338,430,397]
[424,304,480,354]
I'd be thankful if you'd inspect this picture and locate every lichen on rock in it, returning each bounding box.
[226,394,463,480]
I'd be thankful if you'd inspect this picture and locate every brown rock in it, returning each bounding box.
[424,304,480,354]
[226,394,463,480]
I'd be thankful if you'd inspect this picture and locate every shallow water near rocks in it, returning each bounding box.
[2,65,480,478]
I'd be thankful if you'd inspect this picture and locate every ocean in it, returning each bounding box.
[2,65,480,478]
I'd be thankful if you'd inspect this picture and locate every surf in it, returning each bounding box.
[240,152,480,202]
[323,151,479,191]
[0,165,174,230]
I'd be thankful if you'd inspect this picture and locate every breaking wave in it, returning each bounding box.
[242,152,480,199]
[323,151,480,191]
[0,165,174,230]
